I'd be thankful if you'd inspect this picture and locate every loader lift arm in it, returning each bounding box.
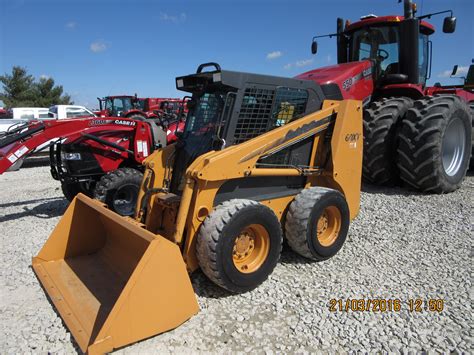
[0,117,151,174]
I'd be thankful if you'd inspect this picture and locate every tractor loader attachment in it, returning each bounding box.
[33,64,362,354]
[32,194,198,354]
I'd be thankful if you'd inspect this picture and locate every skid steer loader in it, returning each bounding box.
[33,63,363,354]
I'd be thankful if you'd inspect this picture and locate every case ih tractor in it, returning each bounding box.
[304,0,472,193]
[0,116,170,216]
[95,95,184,120]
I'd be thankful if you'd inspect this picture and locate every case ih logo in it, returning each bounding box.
[114,120,136,126]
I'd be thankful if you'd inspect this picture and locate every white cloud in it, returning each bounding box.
[40,74,50,80]
[90,40,108,53]
[438,65,468,78]
[160,12,187,23]
[295,58,313,67]
[284,58,314,70]
[266,51,282,60]
[66,21,76,29]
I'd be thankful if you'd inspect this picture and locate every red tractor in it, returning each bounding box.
[302,0,472,193]
[95,95,187,142]
[0,116,170,216]
[95,95,184,120]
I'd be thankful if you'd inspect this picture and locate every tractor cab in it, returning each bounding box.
[342,16,433,86]
[309,0,456,96]
[97,95,142,117]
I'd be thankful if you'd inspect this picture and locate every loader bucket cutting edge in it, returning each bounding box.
[32,193,199,354]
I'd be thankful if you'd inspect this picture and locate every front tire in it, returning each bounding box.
[93,167,143,216]
[285,187,350,261]
[363,97,413,185]
[196,199,283,293]
[397,95,471,193]
[61,182,91,201]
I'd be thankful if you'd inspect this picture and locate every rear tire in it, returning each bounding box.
[363,97,413,185]
[469,101,474,170]
[196,199,283,293]
[397,95,471,193]
[285,187,349,261]
[93,167,143,216]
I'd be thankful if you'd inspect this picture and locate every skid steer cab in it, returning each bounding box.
[33,63,363,354]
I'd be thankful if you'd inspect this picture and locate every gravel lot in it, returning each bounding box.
[0,166,472,353]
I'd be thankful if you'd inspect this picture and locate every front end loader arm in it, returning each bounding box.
[0,118,144,174]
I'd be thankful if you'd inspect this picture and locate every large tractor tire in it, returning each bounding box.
[363,97,413,185]
[397,95,472,193]
[285,187,349,261]
[196,199,283,293]
[469,102,474,170]
[93,167,143,216]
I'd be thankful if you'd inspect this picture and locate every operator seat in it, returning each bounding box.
[381,62,408,84]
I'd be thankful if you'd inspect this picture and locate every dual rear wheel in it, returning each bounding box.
[196,188,350,293]
[363,95,472,193]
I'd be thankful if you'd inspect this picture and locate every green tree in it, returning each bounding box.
[33,77,73,107]
[0,66,73,108]
[0,66,35,107]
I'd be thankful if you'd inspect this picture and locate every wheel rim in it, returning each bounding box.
[316,206,341,247]
[442,116,466,176]
[112,183,139,216]
[232,224,270,274]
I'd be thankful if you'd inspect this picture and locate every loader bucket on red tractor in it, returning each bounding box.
[32,194,199,354]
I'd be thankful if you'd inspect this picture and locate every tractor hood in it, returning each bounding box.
[295,61,374,102]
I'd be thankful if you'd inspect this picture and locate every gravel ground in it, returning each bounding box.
[0,166,472,353]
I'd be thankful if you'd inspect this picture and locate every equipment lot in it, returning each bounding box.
[0,166,471,353]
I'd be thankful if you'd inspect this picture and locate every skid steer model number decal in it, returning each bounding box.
[345,133,361,142]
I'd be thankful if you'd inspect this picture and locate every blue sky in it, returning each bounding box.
[1,0,472,108]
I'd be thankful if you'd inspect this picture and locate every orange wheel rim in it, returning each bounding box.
[232,224,270,273]
[316,206,341,247]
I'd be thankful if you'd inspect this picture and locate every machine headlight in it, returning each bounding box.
[61,152,82,161]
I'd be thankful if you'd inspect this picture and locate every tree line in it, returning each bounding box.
[0,66,73,108]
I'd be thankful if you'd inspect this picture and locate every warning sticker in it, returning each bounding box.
[137,140,143,153]
[7,154,18,163]
[14,146,29,158]
[143,142,149,157]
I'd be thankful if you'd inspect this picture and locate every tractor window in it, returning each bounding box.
[419,33,429,84]
[350,26,400,75]
[184,93,225,136]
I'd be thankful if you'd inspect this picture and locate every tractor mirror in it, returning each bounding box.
[311,41,318,55]
[443,16,456,33]
[451,65,459,76]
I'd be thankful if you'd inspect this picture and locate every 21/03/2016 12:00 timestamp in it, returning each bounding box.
[329,299,444,312]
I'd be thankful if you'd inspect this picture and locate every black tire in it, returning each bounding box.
[61,182,83,201]
[93,167,143,216]
[363,97,413,185]
[285,187,350,261]
[127,114,146,121]
[196,199,283,293]
[397,95,472,193]
[469,102,474,170]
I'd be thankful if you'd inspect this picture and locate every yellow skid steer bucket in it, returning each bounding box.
[32,194,199,354]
